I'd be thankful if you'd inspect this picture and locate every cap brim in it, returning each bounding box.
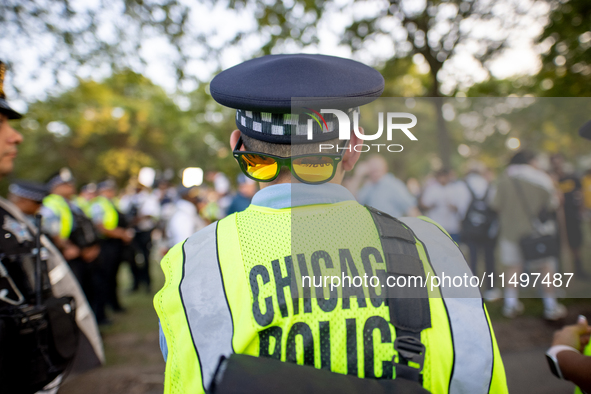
[0,98,22,119]
[579,120,591,140]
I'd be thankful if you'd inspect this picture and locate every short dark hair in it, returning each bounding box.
[241,133,342,156]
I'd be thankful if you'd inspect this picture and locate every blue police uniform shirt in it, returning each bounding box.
[225,193,252,215]
[40,200,85,238]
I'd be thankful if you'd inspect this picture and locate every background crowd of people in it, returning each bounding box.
[9,169,258,326]
[346,149,590,321]
[10,144,586,329]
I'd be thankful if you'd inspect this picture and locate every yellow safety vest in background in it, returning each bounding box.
[155,200,508,394]
[72,195,93,218]
[92,196,119,231]
[42,194,74,239]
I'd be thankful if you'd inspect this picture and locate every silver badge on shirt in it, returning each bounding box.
[3,216,33,244]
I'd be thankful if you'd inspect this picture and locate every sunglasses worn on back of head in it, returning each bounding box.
[232,137,348,184]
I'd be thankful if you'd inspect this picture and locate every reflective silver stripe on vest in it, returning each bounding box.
[401,218,493,394]
[180,222,234,388]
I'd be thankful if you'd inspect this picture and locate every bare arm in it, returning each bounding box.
[552,316,591,391]
[96,224,133,244]
[556,351,591,392]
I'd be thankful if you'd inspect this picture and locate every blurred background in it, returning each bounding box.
[1,0,590,393]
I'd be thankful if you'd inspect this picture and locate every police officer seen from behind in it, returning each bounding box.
[0,61,104,394]
[155,55,508,394]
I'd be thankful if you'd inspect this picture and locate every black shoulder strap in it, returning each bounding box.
[366,206,431,384]
[464,178,490,203]
[463,179,477,200]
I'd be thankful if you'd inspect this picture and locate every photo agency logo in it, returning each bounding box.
[305,108,418,153]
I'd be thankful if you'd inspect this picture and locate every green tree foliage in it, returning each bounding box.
[5,0,584,185]
[229,0,325,55]
[535,0,591,96]
[7,71,240,187]
[0,0,203,92]
[234,0,535,167]
[458,0,591,170]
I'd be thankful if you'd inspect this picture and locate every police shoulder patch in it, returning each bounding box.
[2,215,33,244]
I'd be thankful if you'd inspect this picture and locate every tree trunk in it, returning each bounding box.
[430,73,451,170]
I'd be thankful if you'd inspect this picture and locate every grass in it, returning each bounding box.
[100,255,165,367]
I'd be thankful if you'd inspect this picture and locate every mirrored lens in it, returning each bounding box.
[292,156,335,183]
[240,154,278,181]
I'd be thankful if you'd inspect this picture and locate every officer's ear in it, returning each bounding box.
[230,129,241,151]
[341,127,364,172]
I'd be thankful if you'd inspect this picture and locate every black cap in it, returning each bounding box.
[9,180,48,203]
[97,179,117,191]
[579,120,591,140]
[210,54,384,144]
[80,183,97,194]
[0,61,23,120]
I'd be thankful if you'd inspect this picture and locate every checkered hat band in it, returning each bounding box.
[235,108,358,137]
[46,175,74,191]
[0,99,12,111]
[9,184,46,203]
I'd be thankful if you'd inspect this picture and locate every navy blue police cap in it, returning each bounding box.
[9,180,48,203]
[0,61,23,120]
[80,183,97,194]
[97,179,117,191]
[580,119,591,140]
[46,168,75,191]
[210,54,384,144]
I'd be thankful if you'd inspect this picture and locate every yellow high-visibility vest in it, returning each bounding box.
[155,200,508,394]
[42,194,74,239]
[72,195,92,218]
[91,196,119,231]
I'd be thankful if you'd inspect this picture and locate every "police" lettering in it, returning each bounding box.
[250,247,395,379]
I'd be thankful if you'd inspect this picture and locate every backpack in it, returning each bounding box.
[460,180,497,241]
[69,208,100,248]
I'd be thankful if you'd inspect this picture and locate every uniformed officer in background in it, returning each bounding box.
[73,182,98,217]
[42,168,104,322]
[119,182,160,293]
[165,185,206,248]
[155,54,508,394]
[91,179,133,313]
[8,180,48,217]
[0,60,104,393]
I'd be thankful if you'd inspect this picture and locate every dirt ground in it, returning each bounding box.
[58,265,591,394]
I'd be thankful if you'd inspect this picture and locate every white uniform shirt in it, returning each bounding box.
[421,180,469,234]
[119,190,161,231]
[166,199,206,247]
